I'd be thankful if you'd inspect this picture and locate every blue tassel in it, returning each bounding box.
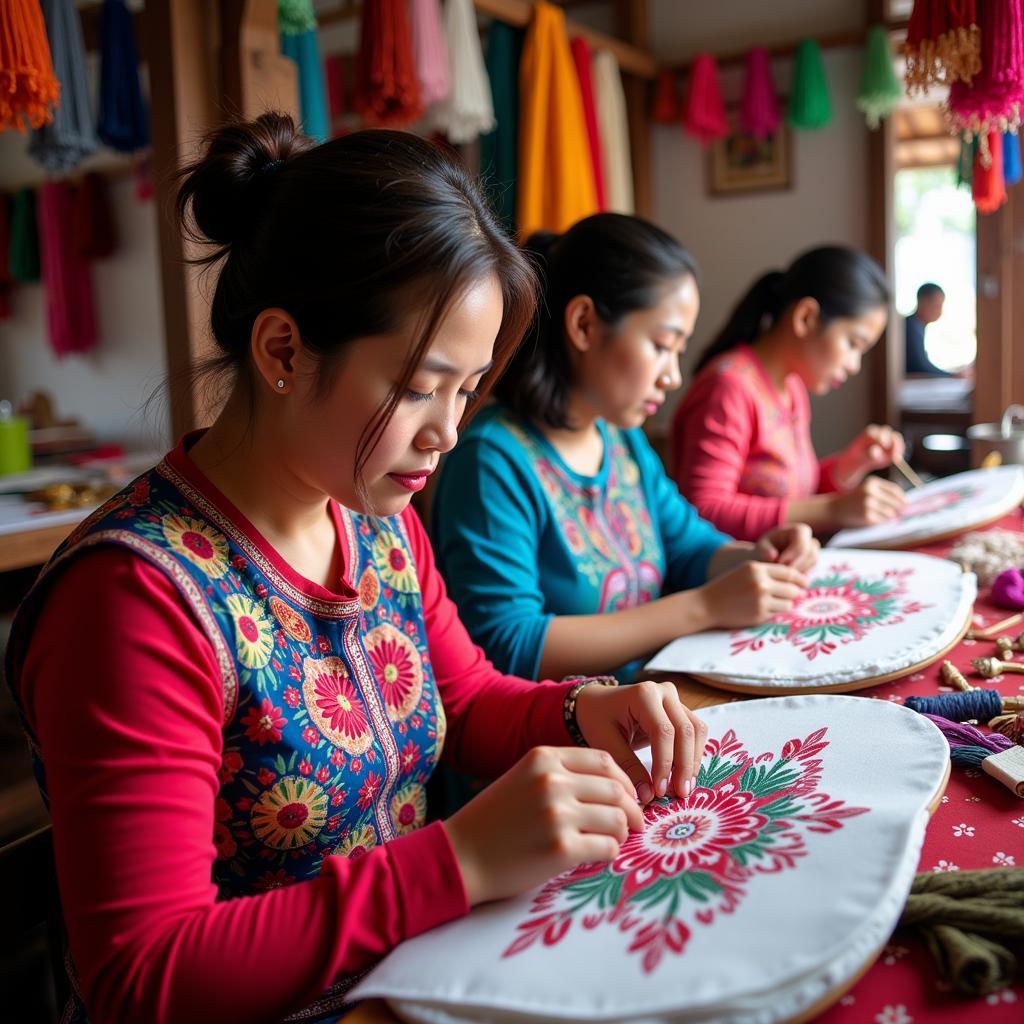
[97,0,150,152]
[281,29,329,144]
[1003,132,1022,186]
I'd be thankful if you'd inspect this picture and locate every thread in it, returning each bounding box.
[906,689,1004,721]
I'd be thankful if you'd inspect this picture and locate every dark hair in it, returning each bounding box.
[695,246,890,373]
[493,213,699,429]
[175,112,537,495]
[916,282,945,301]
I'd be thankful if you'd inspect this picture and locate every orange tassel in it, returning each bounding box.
[0,0,60,132]
[974,128,1007,213]
[652,70,680,124]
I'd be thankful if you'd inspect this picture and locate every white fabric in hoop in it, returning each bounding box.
[644,550,975,691]
[827,465,1024,550]
[351,696,949,1024]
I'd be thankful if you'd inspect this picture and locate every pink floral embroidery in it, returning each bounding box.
[241,697,286,746]
[729,566,930,660]
[505,726,866,974]
[902,485,975,520]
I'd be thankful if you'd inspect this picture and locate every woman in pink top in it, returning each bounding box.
[672,246,907,541]
[6,114,707,1024]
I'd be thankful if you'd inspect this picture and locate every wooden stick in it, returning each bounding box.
[968,613,1024,641]
[893,455,925,489]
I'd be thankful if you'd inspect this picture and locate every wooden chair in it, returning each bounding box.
[0,825,70,1020]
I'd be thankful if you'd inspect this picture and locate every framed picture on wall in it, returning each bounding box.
[708,122,793,196]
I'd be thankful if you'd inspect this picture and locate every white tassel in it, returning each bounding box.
[431,0,495,144]
[592,50,634,214]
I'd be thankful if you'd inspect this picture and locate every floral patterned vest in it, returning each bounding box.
[7,455,446,1021]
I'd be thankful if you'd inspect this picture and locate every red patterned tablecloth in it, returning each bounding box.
[816,511,1024,1024]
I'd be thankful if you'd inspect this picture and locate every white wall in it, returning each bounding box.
[648,0,875,458]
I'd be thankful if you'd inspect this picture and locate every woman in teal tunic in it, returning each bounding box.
[432,214,819,683]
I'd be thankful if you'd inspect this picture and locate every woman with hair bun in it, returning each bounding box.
[6,116,707,1024]
[432,213,819,686]
[672,246,907,541]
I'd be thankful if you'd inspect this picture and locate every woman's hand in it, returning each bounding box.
[753,524,819,574]
[830,475,906,527]
[699,560,807,629]
[573,680,707,805]
[833,425,906,489]
[443,745,644,906]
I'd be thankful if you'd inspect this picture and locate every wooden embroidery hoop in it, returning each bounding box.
[831,507,1021,551]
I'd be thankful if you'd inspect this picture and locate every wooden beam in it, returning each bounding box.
[319,0,658,78]
[615,0,652,217]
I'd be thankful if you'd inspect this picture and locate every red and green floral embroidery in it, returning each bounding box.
[504,726,867,974]
[728,565,932,660]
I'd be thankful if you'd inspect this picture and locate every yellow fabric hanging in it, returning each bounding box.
[517,3,598,238]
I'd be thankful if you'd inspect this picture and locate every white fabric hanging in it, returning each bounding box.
[591,49,634,214]
[430,0,495,144]
[407,0,451,108]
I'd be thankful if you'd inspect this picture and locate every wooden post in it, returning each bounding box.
[221,0,299,120]
[615,0,652,218]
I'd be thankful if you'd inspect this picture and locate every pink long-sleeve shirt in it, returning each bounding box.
[672,344,840,541]
[11,439,576,1024]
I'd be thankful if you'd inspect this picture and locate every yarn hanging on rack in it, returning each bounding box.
[682,53,728,145]
[740,47,780,140]
[71,173,117,261]
[973,129,1007,213]
[97,0,150,153]
[8,188,40,283]
[788,39,832,130]
[904,0,980,94]
[353,0,422,129]
[430,0,494,144]
[570,38,606,211]
[0,0,60,131]
[857,24,902,129]
[1003,130,1023,185]
[652,69,680,125]
[408,0,450,109]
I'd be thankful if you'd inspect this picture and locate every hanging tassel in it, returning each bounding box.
[278,0,316,35]
[957,133,976,189]
[592,49,633,215]
[29,0,98,172]
[905,0,981,94]
[281,28,330,142]
[570,38,606,211]
[858,24,902,129]
[408,0,450,109]
[740,47,780,140]
[682,53,728,146]
[974,129,1007,213]
[353,0,422,128]
[789,39,832,130]
[96,0,149,152]
[948,0,1024,139]
[71,173,117,261]
[9,188,40,283]
[0,0,60,132]
[479,21,523,233]
[1002,132,1022,185]
[652,69,680,125]
[431,0,494,144]
[37,180,97,357]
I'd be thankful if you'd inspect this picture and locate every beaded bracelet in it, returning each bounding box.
[561,675,618,747]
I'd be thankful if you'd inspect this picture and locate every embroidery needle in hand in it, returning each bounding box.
[893,455,924,490]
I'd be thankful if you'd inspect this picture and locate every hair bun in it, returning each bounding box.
[177,112,315,248]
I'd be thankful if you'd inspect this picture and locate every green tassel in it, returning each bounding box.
[9,189,40,284]
[788,39,832,131]
[958,134,976,190]
[857,25,902,130]
[278,0,316,36]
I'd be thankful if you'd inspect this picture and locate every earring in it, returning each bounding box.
[276,379,286,389]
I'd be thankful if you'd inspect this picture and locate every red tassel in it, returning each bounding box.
[71,173,117,260]
[353,0,423,127]
[974,129,1007,213]
[652,70,680,125]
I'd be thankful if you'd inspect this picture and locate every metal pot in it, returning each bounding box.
[967,404,1024,465]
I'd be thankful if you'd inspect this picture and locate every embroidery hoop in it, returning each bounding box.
[644,551,976,696]
[827,465,1024,550]
[352,696,950,1024]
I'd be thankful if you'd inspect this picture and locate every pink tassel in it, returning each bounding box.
[407,0,450,108]
[683,53,728,146]
[37,181,97,357]
[948,0,1024,136]
[740,47,780,140]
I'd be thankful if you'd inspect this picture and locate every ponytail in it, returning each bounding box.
[695,246,889,374]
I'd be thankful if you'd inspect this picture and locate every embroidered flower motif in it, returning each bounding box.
[301,656,372,755]
[364,624,423,722]
[357,771,382,810]
[728,568,928,661]
[213,822,237,860]
[952,823,975,837]
[504,725,867,975]
[218,750,243,784]
[372,530,418,593]
[161,513,229,578]
[615,501,643,557]
[562,519,585,555]
[400,739,419,772]
[269,595,312,643]
[255,868,296,891]
[903,485,975,520]
[241,697,286,746]
[390,782,427,835]
[358,566,380,611]
[250,775,328,849]
[336,824,377,860]
[993,851,1016,866]
[225,594,274,669]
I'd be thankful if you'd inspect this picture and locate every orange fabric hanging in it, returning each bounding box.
[517,3,598,238]
[0,0,60,132]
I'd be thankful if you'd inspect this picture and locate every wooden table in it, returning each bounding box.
[0,518,83,573]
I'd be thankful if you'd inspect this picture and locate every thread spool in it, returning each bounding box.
[906,689,1005,721]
